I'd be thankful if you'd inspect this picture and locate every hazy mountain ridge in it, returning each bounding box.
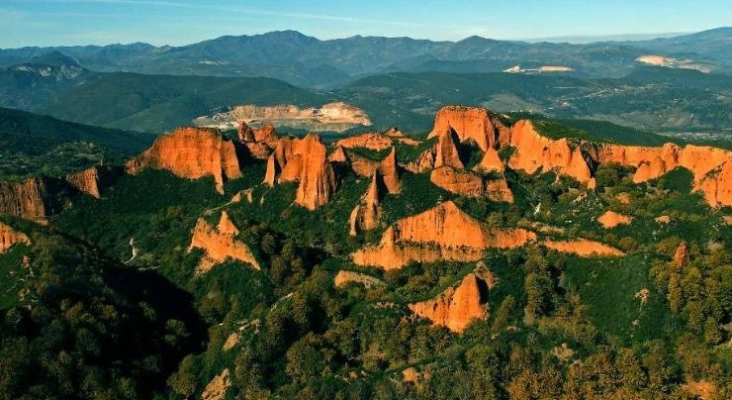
[1,28,730,88]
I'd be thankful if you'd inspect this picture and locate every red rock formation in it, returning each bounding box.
[263,134,337,210]
[386,127,420,146]
[352,201,535,269]
[237,121,255,142]
[346,150,381,177]
[404,146,438,174]
[349,174,382,236]
[0,221,30,253]
[189,212,260,273]
[409,273,488,333]
[430,167,484,197]
[597,211,633,229]
[673,241,690,267]
[328,146,348,163]
[127,127,243,194]
[65,166,102,198]
[474,147,505,173]
[428,106,507,151]
[506,120,592,183]
[435,129,465,169]
[336,132,394,151]
[0,178,48,223]
[253,123,280,148]
[430,166,513,202]
[543,239,624,257]
[377,147,402,194]
[202,369,231,400]
[486,177,515,203]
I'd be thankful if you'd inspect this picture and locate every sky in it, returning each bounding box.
[0,0,730,48]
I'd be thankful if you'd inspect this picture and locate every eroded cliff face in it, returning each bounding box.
[238,121,280,160]
[474,146,505,173]
[349,174,382,236]
[264,134,337,210]
[64,165,114,199]
[409,273,489,333]
[352,201,535,269]
[430,166,514,202]
[189,212,260,274]
[506,120,593,183]
[127,127,243,194]
[0,221,30,253]
[428,106,508,152]
[430,167,484,198]
[334,270,384,289]
[543,239,625,257]
[336,132,394,151]
[0,178,48,223]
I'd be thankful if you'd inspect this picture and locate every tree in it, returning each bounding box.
[167,355,196,400]
[491,295,515,335]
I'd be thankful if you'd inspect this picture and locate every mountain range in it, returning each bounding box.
[1,28,731,88]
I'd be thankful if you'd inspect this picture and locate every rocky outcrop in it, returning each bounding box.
[377,147,402,194]
[349,174,382,236]
[435,129,465,169]
[239,122,280,160]
[0,178,49,223]
[352,201,535,269]
[334,270,384,289]
[673,241,690,267]
[597,211,633,229]
[506,120,592,183]
[127,127,243,194]
[409,273,489,333]
[430,167,513,202]
[428,106,508,152]
[64,165,119,199]
[264,134,337,210]
[336,132,394,151]
[430,167,484,197]
[542,240,625,257]
[474,147,505,173]
[0,221,30,253]
[386,127,420,146]
[486,177,515,203]
[189,212,260,273]
[202,369,231,400]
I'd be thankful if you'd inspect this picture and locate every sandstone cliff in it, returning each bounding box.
[336,132,394,151]
[189,212,260,273]
[474,146,505,173]
[127,127,243,194]
[428,106,508,152]
[0,178,49,223]
[409,273,489,333]
[430,167,484,197]
[506,120,593,183]
[0,221,30,253]
[349,174,382,236]
[352,201,535,269]
[264,134,337,210]
[65,166,102,198]
[429,166,514,202]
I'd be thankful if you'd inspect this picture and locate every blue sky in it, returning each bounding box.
[0,0,730,48]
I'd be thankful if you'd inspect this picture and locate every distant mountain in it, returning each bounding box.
[31,73,329,133]
[630,27,732,65]
[1,28,730,88]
